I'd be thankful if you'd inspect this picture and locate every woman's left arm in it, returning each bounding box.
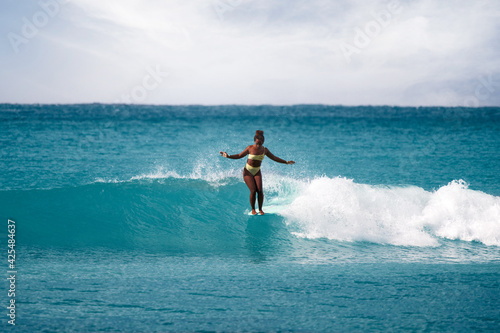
[265,148,295,165]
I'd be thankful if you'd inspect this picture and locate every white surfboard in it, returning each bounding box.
[246,204,286,216]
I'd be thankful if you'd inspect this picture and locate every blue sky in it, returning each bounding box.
[1,0,499,106]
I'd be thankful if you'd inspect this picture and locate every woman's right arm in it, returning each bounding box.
[220,146,249,159]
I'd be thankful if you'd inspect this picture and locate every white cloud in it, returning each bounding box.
[1,0,499,105]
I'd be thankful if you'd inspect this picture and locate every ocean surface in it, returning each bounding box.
[1,104,499,332]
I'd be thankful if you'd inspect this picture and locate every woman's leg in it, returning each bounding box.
[243,168,258,214]
[254,170,264,214]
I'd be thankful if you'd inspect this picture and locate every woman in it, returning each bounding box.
[220,130,295,215]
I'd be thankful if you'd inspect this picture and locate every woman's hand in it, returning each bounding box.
[219,151,228,158]
[287,161,295,165]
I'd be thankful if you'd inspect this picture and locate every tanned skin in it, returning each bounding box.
[220,137,295,215]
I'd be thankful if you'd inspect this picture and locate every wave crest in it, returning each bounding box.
[281,178,500,247]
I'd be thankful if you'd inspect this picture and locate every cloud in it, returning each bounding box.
[1,0,499,105]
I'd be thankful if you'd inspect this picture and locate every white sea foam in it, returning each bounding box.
[123,164,242,186]
[279,177,500,247]
[422,180,500,246]
[130,168,185,180]
[127,160,298,187]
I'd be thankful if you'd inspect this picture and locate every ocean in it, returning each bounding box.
[1,104,499,332]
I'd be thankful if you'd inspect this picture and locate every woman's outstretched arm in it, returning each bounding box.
[220,146,250,159]
[265,148,295,165]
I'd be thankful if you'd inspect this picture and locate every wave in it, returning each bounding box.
[2,178,253,253]
[282,178,500,247]
[1,173,499,252]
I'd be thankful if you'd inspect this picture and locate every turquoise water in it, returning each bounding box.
[1,104,500,331]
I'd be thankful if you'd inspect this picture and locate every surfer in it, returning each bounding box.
[220,130,295,215]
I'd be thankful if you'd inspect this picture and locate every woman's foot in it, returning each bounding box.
[259,210,265,215]
[251,209,258,215]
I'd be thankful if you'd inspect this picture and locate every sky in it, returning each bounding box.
[1,0,499,106]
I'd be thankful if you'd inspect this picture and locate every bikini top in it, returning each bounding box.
[248,149,266,161]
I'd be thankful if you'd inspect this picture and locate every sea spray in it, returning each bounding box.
[280,178,500,247]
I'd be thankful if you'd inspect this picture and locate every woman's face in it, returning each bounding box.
[255,137,264,146]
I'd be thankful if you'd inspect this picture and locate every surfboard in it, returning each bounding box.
[246,204,286,216]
